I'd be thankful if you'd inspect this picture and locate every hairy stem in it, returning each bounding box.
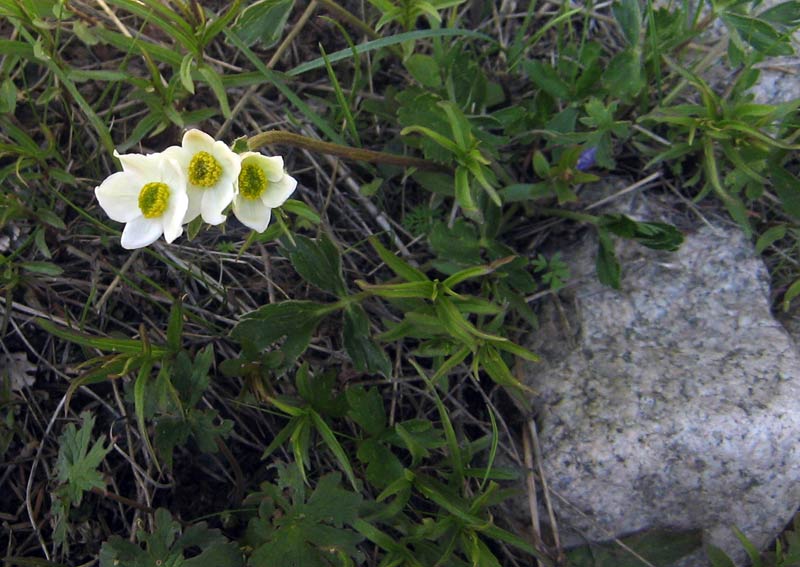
[248,131,450,172]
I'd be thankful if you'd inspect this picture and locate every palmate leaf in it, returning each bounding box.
[55,412,111,507]
[248,471,364,567]
[99,508,242,567]
[284,233,347,297]
[233,0,295,48]
[232,300,329,362]
[343,304,392,376]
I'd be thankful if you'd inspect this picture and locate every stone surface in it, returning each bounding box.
[748,57,800,105]
[522,196,800,565]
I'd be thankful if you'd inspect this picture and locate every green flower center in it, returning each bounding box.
[188,151,222,187]
[138,182,170,218]
[238,163,268,200]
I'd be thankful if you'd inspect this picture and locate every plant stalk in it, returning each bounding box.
[248,131,450,172]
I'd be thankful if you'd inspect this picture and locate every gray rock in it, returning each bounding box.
[749,57,800,105]
[522,205,800,565]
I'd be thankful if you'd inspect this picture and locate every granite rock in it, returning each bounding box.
[522,205,800,565]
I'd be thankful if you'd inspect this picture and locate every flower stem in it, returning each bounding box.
[248,131,449,172]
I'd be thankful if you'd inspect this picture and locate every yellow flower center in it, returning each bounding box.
[238,163,268,200]
[188,151,222,187]
[138,182,170,218]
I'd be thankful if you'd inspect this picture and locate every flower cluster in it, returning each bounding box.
[94,129,297,249]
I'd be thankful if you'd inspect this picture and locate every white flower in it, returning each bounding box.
[95,151,189,249]
[164,129,241,225]
[232,152,297,232]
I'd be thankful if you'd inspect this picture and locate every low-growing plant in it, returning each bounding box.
[4,0,800,565]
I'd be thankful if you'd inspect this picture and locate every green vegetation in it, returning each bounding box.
[1,0,799,565]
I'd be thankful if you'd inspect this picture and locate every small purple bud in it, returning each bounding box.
[576,146,597,171]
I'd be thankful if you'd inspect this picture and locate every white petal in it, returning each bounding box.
[183,187,203,224]
[120,216,162,249]
[241,153,284,182]
[201,183,234,225]
[261,173,297,208]
[114,150,161,177]
[233,195,272,232]
[182,129,215,154]
[162,191,188,243]
[95,171,142,222]
[158,156,188,196]
[161,145,190,169]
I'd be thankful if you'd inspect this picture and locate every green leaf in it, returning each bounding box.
[405,53,441,88]
[553,179,578,204]
[567,529,703,567]
[756,224,787,254]
[55,411,111,507]
[783,277,800,311]
[368,236,428,282]
[233,0,294,48]
[295,365,348,417]
[170,346,211,406]
[99,508,242,567]
[20,261,63,276]
[429,219,482,268]
[758,1,800,31]
[35,207,67,230]
[179,52,195,94]
[500,182,553,202]
[288,28,493,76]
[439,101,471,151]
[346,386,386,436]
[357,279,437,299]
[599,214,684,251]
[732,526,762,567]
[771,166,800,220]
[523,59,571,100]
[285,233,347,297]
[434,297,477,349]
[310,410,358,489]
[154,417,190,470]
[491,339,540,362]
[198,63,231,119]
[478,345,523,389]
[454,165,479,217]
[603,48,644,99]
[343,305,392,376]
[596,228,621,289]
[166,299,184,352]
[463,534,502,567]
[705,544,736,567]
[0,78,16,114]
[396,89,453,163]
[356,438,404,489]
[319,42,360,145]
[613,0,642,46]
[721,11,794,56]
[282,199,321,224]
[232,300,328,362]
[394,422,430,465]
[532,151,550,178]
[248,470,364,567]
[37,319,166,355]
[134,360,160,472]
